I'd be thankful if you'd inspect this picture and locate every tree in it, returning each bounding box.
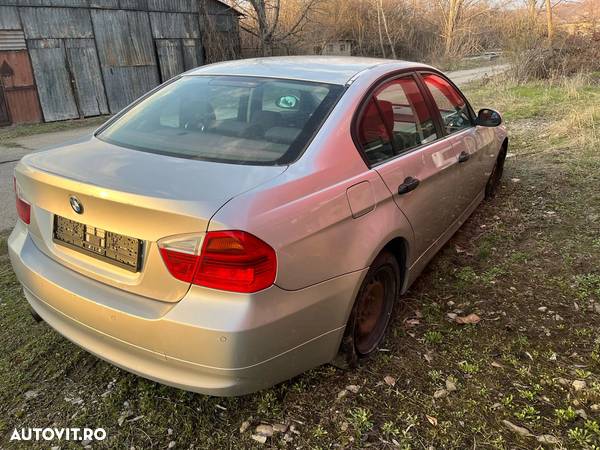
[545,0,554,42]
[235,0,326,56]
[526,0,543,24]
[375,0,397,59]
[429,0,494,57]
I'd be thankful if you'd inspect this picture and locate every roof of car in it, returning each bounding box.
[186,56,430,85]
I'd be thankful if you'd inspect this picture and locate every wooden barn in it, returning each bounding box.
[0,0,241,126]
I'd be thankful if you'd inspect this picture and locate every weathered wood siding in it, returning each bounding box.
[182,38,203,69]
[0,0,240,123]
[88,0,118,7]
[28,39,79,120]
[91,8,158,111]
[64,38,109,116]
[12,1,90,6]
[0,6,21,29]
[91,9,156,66]
[155,39,183,81]
[154,37,202,82]
[148,0,197,13]
[101,65,158,111]
[149,12,200,39]
[20,7,93,39]
[151,11,203,81]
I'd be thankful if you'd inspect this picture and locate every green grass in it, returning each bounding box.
[1,75,600,448]
[0,235,7,257]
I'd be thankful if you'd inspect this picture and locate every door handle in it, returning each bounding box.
[398,176,420,195]
[458,151,470,163]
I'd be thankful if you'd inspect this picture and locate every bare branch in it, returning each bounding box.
[277,0,322,41]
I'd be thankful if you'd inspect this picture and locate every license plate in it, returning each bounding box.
[53,215,142,272]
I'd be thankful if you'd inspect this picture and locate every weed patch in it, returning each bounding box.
[0,77,599,448]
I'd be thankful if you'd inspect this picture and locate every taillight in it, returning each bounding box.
[195,231,277,293]
[157,234,203,283]
[158,231,276,293]
[13,176,31,224]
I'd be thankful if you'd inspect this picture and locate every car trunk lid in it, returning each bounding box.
[15,137,287,302]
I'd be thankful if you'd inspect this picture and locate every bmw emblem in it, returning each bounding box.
[69,196,83,214]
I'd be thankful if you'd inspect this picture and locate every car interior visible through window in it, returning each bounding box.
[98,76,344,165]
[357,75,438,165]
[421,73,473,135]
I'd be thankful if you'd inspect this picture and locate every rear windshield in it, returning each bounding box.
[97,75,344,165]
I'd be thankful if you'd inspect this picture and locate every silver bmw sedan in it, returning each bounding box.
[9,56,507,396]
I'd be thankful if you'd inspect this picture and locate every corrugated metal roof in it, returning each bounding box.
[0,30,26,50]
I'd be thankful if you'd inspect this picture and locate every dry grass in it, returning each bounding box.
[0,76,599,449]
[0,116,108,144]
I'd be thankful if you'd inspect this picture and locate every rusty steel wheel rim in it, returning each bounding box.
[488,150,505,195]
[354,266,395,355]
[491,160,502,188]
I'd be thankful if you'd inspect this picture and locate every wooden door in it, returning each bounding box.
[0,84,10,126]
[0,50,43,124]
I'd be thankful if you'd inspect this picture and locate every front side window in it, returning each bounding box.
[421,73,472,135]
[357,76,438,165]
[98,76,344,165]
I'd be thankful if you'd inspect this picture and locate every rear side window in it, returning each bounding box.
[421,73,472,135]
[357,76,438,165]
[98,76,344,165]
[357,98,395,164]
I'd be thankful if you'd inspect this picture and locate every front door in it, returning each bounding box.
[355,74,466,261]
[420,72,487,209]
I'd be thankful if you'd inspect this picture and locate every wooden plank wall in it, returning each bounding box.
[0,0,240,122]
[28,39,79,120]
[20,6,93,38]
[0,6,21,30]
[64,38,109,116]
[91,8,159,112]
[150,11,203,82]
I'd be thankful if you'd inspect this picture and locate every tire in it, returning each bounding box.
[485,144,507,199]
[339,251,400,367]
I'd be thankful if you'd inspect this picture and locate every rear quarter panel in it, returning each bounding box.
[209,71,417,292]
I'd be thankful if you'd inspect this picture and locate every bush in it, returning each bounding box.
[509,33,600,81]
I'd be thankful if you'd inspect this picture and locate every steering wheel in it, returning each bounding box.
[181,103,216,132]
[444,109,465,132]
[392,132,410,154]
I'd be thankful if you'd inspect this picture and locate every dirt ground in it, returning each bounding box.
[0,74,599,449]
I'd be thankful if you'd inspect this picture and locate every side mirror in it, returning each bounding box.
[476,108,502,127]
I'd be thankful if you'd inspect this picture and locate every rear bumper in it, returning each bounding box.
[9,222,365,396]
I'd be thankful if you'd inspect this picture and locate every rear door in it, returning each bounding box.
[419,72,492,207]
[355,73,465,260]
